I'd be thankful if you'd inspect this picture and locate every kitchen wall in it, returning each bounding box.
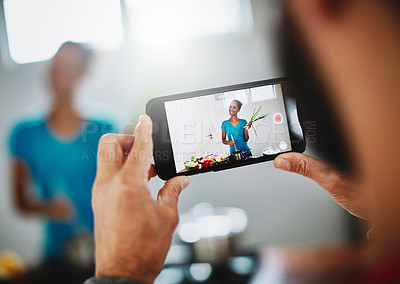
[0,0,352,265]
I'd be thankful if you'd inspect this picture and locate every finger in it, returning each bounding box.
[157,176,190,208]
[119,135,135,161]
[273,152,342,191]
[148,164,157,181]
[124,115,153,174]
[96,134,133,181]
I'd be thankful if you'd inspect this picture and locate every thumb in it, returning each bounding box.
[158,176,190,208]
[273,152,332,183]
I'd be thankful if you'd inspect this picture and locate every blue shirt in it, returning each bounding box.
[9,118,115,259]
[221,119,250,155]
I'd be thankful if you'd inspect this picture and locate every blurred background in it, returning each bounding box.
[0,0,359,283]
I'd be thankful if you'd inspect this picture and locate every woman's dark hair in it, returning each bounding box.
[56,41,92,71]
[231,99,243,109]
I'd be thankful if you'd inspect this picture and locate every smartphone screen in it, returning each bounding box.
[163,83,293,173]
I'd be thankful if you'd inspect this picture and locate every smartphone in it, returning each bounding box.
[146,78,305,180]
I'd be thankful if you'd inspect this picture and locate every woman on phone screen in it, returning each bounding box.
[221,100,252,157]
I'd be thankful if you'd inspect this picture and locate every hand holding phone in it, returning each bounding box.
[92,117,190,283]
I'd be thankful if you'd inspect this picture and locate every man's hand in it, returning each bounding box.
[274,153,368,220]
[92,115,190,284]
[228,141,235,147]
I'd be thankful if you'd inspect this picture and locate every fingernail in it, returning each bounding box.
[274,157,291,171]
[181,176,190,188]
[135,115,145,131]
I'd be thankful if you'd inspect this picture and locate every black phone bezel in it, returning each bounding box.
[146,77,305,180]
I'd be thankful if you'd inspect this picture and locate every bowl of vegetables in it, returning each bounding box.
[184,155,227,170]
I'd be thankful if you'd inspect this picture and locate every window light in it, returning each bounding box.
[3,0,123,64]
[125,0,253,45]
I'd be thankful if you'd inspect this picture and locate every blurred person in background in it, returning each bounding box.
[9,42,115,266]
[83,0,400,283]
